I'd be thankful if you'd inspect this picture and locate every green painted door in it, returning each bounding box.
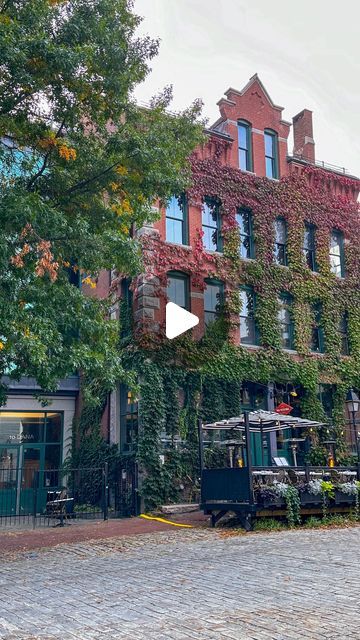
[0,447,19,515]
[19,446,47,514]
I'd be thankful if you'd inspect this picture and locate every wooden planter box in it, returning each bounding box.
[334,490,356,505]
[260,496,285,509]
[300,491,323,506]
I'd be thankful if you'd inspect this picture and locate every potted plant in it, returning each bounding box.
[334,482,358,505]
[256,485,285,509]
[299,479,323,505]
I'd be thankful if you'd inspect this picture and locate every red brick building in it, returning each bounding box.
[112,74,360,466]
[134,74,359,340]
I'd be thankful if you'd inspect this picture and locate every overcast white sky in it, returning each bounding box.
[134,0,360,177]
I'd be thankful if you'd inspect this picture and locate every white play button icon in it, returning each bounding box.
[166,302,199,339]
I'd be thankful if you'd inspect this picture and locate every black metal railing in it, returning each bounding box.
[0,459,137,528]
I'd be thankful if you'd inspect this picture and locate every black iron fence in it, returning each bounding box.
[0,458,137,528]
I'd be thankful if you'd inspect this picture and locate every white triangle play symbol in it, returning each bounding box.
[166,302,199,340]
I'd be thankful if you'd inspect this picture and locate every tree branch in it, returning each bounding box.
[65,162,120,195]
[65,148,140,196]
[27,119,66,191]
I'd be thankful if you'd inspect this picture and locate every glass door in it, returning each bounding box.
[0,447,19,515]
[20,446,44,514]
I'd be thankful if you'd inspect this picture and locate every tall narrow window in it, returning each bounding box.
[330,230,345,277]
[240,287,258,345]
[264,130,279,179]
[120,278,133,338]
[166,195,187,245]
[202,198,221,252]
[310,303,324,353]
[318,385,334,420]
[236,208,255,259]
[238,121,252,171]
[278,295,294,350]
[204,280,223,326]
[167,271,189,310]
[274,217,287,265]
[120,386,138,453]
[303,223,317,271]
[339,313,349,355]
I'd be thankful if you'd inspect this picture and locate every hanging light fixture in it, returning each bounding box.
[289,385,298,398]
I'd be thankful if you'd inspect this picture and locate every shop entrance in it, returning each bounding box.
[0,412,63,516]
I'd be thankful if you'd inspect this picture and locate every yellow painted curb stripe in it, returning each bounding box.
[140,514,193,528]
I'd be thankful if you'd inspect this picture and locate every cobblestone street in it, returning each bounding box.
[0,526,359,639]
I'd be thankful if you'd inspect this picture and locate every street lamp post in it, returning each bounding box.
[345,388,360,458]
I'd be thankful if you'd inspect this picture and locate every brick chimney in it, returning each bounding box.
[292,109,315,163]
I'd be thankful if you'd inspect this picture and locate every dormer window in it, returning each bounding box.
[238,121,252,172]
[264,130,279,179]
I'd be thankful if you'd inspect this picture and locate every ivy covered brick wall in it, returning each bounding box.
[127,157,360,508]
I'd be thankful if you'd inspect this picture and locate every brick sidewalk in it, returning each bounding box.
[0,511,209,554]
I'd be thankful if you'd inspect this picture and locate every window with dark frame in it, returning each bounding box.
[318,385,334,421]
[120,386,138,454]
[274,217,287,265]
[239,287,258,345]
[278,294,294,350]
[303,223,317,271]
[264,130,279,179]
[236,208,255,259]
[167,271,189,310]
[238,121,252,172]
[165,195,188,245]
[329,230,345,277]
[339,312,350,355]
[202,198,222,252]
[310,303,324,353]
[120,277,133,338]
[204,279,224,326]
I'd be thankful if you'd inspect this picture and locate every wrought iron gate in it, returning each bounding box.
[0,458,137,528]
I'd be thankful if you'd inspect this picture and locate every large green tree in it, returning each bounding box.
[0,0,203,403]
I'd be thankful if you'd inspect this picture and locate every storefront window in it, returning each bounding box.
[46,413,62,443]
[0,411,63,473]
[0,448,18,486]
